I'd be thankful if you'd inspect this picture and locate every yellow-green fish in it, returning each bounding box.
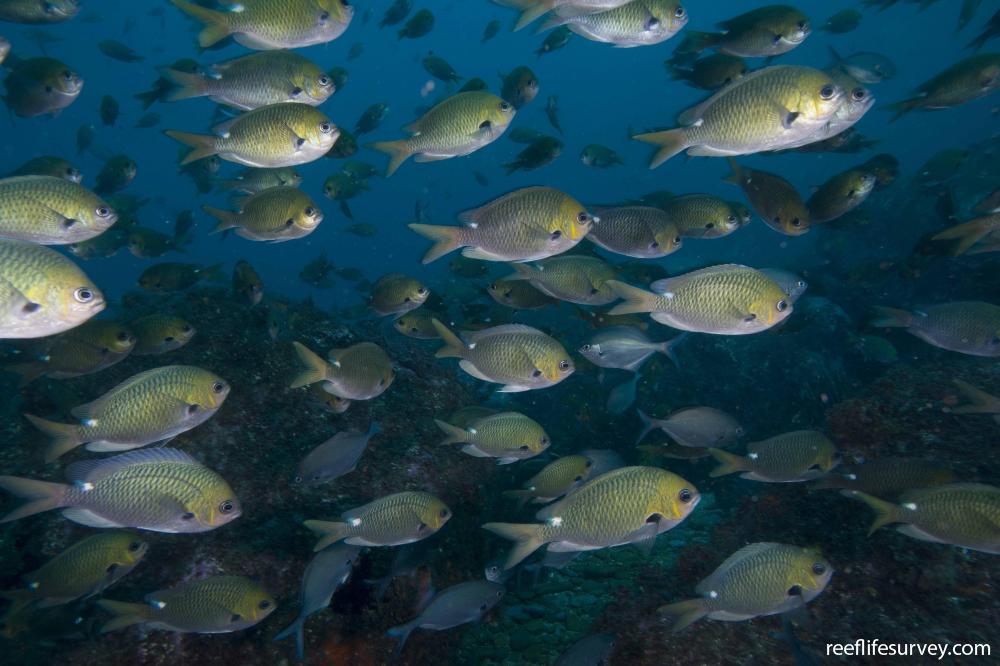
[709,430,839,482]
[843,483,1000,555]
[608,264,793,335]
[163,50,335,111]
[370,273,428,316]
[205,186,323,242]
[587,205,682,257]
[540,0,688,48]
[503,455,593,505]
[635,66,844,166]
[0,0,78,23]
[98,575,275,634]
[0,531,147,626]
[370,91,515,176]
[661,194,745,239]
[494,0,634,31]
[887,54,1000,121]
[130,314,196,355]
[290,341,395,400]
[487,278,557,310]
[392,308,442,340]
[138,262,222,293]
[0,176,117,245]
[2,56,83,117]
[724,159,810,235]
[506,255,620,305]
[232,260,264,306]
[410,186,593,263]
[0,239,104,339]
[4,319,135,385]
[484,466,699,569]
[871,302,1000,357]
[432,320,573,392]
[171,0,353,49]
[807,167,876,224]
[304,491,451,551]
[7,156,82,183]
[812,457,956,499]
[0,447,241,532]
[222,167,303,194]
[435,411,550,464]
[677,5,810,58]
[166,102,339,168]
[659,542,832,632]
[25,365,230,461]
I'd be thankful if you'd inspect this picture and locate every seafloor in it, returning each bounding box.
[0,243,998,665]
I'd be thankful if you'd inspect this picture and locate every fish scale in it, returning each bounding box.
[552,0,687,47]
[172,0,352,49]
[661,195,741,238]
[510,256,619,305]
[19,532,145,601]
[461,187,587,259]
[464,330,564,384]
[0,176,115,245]
[403,92,511,156]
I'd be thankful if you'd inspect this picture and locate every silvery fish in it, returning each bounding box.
[296,422,380,484]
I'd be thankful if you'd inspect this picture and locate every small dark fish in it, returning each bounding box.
[500,66,539,109]
[398,9,434,39]
[473,170,489,186]
[100,94,119,126]
[483,19,501,42]
[380,0,412,28]
[134,112,161,128]
[966,8,998,51]
[326,128,358,159]
[95,155,137,196]
[504,136,562,174]
[555,632,617,666]
[300,253,337,288]
[387,581,504,653]
[423,53,461,84]
[296,422,380,485]
[355,102,389,135]
[328,66,349,92]
[344,222,377,237]
[536,26,572,56]
[821,9,862,33]
[232,259,263,306]
[134,58,198,109]
[347,41,364,60]
[98,40,143,63]
[458,77,487,92]
[545,95,562,134]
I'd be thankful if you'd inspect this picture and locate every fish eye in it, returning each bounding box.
[319,75,331,86]
[727,215,736,223]
[576,212,589,224]
[673,236,681,244]
[797,20,807,29]
[62,70,72,80]
[182,324,192,333]
[584,459,593,467]
[219,500,235,513]
[819,85,836,100]
[797,280,806,288]
[812,563,826,575]
[852,88,866,101]
[410,327,419,333]
[96,206,111,217]
[674,6,685,18]
[304,207,315,216]
[439,508,450,518]
[791,218,802,227]
[581,344,591,352]
[776,300,788,312]
[499,101,511,111]
[212,381,225,393]
[678,488,693,503]
[540,436,548,445]
[74,287,94,303]
[258,600,271,610]
[128,541,142,552]
[116,331,130,342]
[319,123,332,133]
[558,359,571,370]
[417,286,427,295]
[736,427,745,436]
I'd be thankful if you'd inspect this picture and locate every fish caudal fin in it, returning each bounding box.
[951,379,1000,414]
[635,408,659,444]
[869,306,913,329]
[633,129,688,168]
[434,419,469,445]
[657,333,689,368]
[273,617,306,661]
[203,206,239,234]
[3,362,44,388]
[303,520,349,551]
[722,157,744,185]
[161,68,208,102]
[386,619,419,655]
[23,414,82,462]
[164,130,218,165]
[430,319,466,359]
[931,219,994,256]
[707,448,749,478]
[289,342,330,389]
[369,140,413,177]
[170,0,232,48]
[606,281,658,316]
[0,475,69,522]
[96,600,152,633]
[657,598,708,632]
[884,98,920,123]
[408,224,463,264]
[840,490,902,535]
[481,522,546,570]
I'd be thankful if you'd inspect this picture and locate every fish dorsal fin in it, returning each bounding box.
[465,324,545,343]
[678,66,782,126]
[70,367,168,420]
[695,542,781,594]
[65,448,200,484]
[650,264,750,294]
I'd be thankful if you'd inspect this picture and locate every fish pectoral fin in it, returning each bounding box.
[61,508,124,529]
[629,519,661,556]
[458,360,493,382]
[541,550,582,569]
[461,247,506,261]
[460,444,492,458]
[497,384,531,393]
[413,153,453,163]
[84,441,144,453]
